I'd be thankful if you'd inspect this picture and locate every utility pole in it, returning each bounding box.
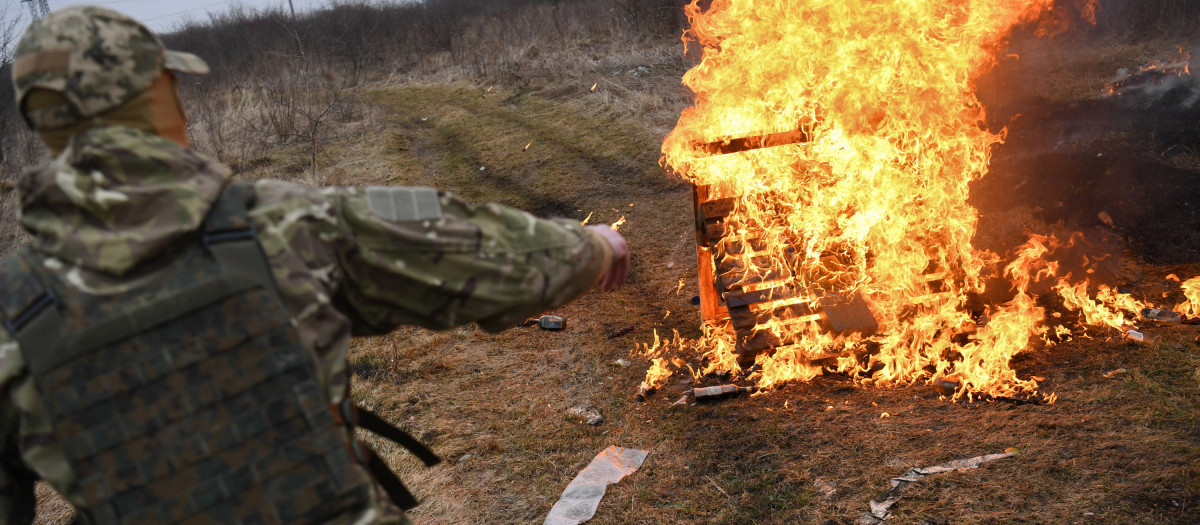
[288,0,295,18]
[21,0,50,20]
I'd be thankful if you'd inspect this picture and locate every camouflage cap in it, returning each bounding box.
[11,5,209,130]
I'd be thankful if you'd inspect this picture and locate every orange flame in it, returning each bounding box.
[660,0,1064,400]
[647,0,1195,402]
[1176,277,1200,318]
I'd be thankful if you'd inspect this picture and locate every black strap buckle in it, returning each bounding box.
[201,225,258,253]
[4,288,61,333]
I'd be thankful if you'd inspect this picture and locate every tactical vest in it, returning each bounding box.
[0,183,439,524]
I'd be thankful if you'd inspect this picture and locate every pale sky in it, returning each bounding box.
[4,0,354,35]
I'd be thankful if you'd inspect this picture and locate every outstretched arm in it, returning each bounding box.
[331,186,627,333]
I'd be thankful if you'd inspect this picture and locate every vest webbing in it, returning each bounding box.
[0,183,383,524]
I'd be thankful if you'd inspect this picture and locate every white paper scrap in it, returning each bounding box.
[543,445,649,525]
[861,448,1019,522]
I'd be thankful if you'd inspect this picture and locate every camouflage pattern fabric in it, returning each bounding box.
[11,5,208,130]
[3,216,375,524]
[0,125,611,523]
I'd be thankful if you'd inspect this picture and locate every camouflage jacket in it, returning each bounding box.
[0,126,611,523]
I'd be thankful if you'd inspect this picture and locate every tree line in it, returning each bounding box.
[0,0,1193,181]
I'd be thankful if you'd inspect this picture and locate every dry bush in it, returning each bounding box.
[0,0,695,181]
[1094,0,1200,35]
[158,0,692,177]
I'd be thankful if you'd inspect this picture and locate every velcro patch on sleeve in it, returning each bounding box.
[365,186,443,223]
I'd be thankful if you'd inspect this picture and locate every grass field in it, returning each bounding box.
[30,29,1200,525]
[339,77,1198,523]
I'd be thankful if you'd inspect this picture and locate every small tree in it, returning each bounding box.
[0,3,19,64]
[1,4,25,168]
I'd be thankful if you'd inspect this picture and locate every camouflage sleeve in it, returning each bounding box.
[333,186,611,333]
[0,337,36,525]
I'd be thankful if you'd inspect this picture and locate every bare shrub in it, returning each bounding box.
[0,0,692,182]
[1093,0,1200,35]
[0,1,37,256]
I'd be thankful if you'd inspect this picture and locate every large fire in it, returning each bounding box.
[642,0,1194,401]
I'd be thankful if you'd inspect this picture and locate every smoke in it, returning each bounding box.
[971,38,1200,267]
[1105,47,1200,110]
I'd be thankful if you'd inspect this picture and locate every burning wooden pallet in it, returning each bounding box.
[689,131,878,364]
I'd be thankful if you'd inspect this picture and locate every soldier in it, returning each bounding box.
[0,5,629,524]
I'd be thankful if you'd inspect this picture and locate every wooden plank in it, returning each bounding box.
[700,198,737,221]
[692,184,709,244]
[696,245,726,322]
[719,269,788,291]
[737,329,800,354]
[695,129,812,156]
[714,269,733,295]
[730,302,816,330]
[720,237,770,255]
[716,254,776,276]
[727,305,754,329]
[704,220,726,242]
[818,292,878,335]
[724,285,799,308]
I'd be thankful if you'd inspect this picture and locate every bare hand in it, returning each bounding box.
[587,225,629,291]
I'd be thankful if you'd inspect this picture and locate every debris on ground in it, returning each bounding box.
[857,449,1020,523]
[613,358,631,367]
[567,405,603,425]
[931,378,959,396]
[693,384,757,401]
[607,325,636,339]
[1140,307,1181,324]
[813,477,837,501]
[525,315,566,331]
[1103,368,1127,378]
[544,446,648,525]
[671,395,689,406]
[1121,329,1159,347]
[634,384,655,402]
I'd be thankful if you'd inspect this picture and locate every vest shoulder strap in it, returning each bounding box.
[202,182,280,295]
[0,249,63,373]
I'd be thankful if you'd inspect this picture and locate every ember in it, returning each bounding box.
[639,0,1200,401]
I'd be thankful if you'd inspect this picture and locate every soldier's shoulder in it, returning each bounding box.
[246,180,347,249]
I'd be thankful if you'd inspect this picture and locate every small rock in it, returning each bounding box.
[614,358,631,367]
[567,405,603,425]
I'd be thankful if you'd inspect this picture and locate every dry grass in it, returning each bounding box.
[338,40,1199,525]
[334,74,1199,525]
[23,19,1200,525]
